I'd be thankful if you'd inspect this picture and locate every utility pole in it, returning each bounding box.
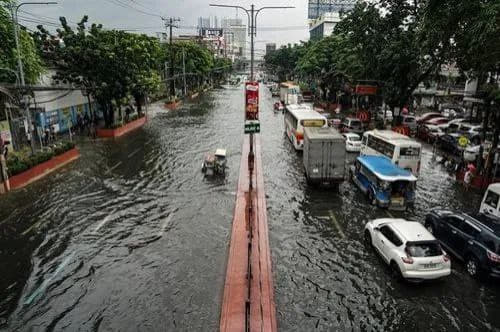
[182,48,187,96]
[209,4,293,332]
[163,17,180,98]
[10,1,57,154]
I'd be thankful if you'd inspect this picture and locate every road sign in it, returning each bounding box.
[245,120,260,134]
[458,136,469,147]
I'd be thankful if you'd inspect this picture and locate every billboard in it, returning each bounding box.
[245,82,260,133]
[308,0,356,20]
[245,82,259,120]
[355,85,378,95]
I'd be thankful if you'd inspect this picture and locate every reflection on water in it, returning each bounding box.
[0,89,242,330]
[258,89,500,331]
[1,85,499,331]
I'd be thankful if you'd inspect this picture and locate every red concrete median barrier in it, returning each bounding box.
[96,116,147,138]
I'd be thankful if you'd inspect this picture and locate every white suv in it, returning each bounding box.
[364,218,451,281]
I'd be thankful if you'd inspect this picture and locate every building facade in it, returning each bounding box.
[309,12,341,40]
[265,43,276,55]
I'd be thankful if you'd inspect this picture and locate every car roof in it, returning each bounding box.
[390,220,435,242]
[377,219,435,242]
[474,213,500,237]
[357,156,417,181]
[344,132,359,138]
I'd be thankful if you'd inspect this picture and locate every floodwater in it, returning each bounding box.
[0,88,243,331]
[1,85,499,331]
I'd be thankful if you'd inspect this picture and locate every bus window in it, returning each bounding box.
[400,147,420,157]
[301,119,326,127]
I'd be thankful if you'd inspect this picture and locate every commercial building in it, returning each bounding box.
[265,43,276,55]
[309,11,341,40]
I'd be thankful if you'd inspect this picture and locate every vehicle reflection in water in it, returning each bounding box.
[0,89,242,330]
[0,85,499,331]
[259,89,500,331]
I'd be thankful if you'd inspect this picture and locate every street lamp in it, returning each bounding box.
[209,4,294,81]
[9,1,58,153]
[0,67,20,86]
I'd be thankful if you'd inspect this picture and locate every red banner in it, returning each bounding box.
[355,85,377,95]
[245,82,259,120]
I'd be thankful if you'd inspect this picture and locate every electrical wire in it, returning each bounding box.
[103,0,162,19]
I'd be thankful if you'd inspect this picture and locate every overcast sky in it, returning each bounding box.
[19,0,310,54]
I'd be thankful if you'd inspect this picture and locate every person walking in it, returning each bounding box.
[464,168,473,191]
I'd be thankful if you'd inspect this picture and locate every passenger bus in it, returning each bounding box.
[284,105,328,150]
[360,130,421,176]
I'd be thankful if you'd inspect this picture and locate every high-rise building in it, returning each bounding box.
[265,43,276,55]
[198,16,247,60]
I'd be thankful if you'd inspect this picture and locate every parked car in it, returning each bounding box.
[340,117,363,135]
[364,218,451,281]
[438,118,465,132]
[480,183,500,218]
[343,133,362,152]
[458,123,483,138]
[377,110,393,121]
[417,124,445,143]
[438,133,464,155]
[417,112,442,124]
[425,117,449,126]
[425,209,500,278]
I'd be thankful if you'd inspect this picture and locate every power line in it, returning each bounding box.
[103,0,162,19]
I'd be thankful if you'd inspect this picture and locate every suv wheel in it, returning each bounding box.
[390,261,403,281]
[466,256,481,278]
[364,230,372,247]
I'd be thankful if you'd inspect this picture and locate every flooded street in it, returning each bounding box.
[1,85,499,331]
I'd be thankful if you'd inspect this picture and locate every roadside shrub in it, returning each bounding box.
[6,141,76,176]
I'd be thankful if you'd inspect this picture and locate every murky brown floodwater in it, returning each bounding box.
[1,85,499,331]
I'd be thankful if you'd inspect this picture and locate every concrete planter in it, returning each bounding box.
[164,100,182,110]
[7,148,80,191]
[96,116,147,138]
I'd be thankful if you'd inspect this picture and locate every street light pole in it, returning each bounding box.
[10,1,57,153]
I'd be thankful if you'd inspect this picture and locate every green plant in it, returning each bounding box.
[6,141,76,176]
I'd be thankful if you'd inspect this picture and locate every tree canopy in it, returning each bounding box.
[0,0,44,84]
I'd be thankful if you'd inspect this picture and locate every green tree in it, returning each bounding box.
[0,0,44,84]
[35,16,162,127]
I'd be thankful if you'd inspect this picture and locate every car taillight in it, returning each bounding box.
[401,256,414,264]
[296,132,303,141]
[487,250,500,263]
[443,252,450,262]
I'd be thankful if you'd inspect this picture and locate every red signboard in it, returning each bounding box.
[355,85,378,95]
[245,82,259,120]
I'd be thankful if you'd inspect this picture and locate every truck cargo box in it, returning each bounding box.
[303,127,346,186]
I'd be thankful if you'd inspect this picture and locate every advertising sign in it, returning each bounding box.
[355,85,378,95]
[0,120,12,146]
[244,120,260,134]
[245,82,259,120]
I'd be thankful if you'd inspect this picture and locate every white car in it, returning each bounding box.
[343,133,362,152]
[438,118,465,132]
[377,110,393,121]
[364,218,451,281]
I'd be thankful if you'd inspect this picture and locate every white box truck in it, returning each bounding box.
[303,127,346,186]
[280,82,301,105]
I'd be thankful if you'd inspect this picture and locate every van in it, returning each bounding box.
[340,117,363,135]
[303,127,346,186]
[480,183,500,217]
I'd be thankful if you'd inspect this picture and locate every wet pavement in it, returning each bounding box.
[1,85,499,331]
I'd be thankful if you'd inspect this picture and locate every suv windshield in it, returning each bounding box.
[406,241,442,257]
